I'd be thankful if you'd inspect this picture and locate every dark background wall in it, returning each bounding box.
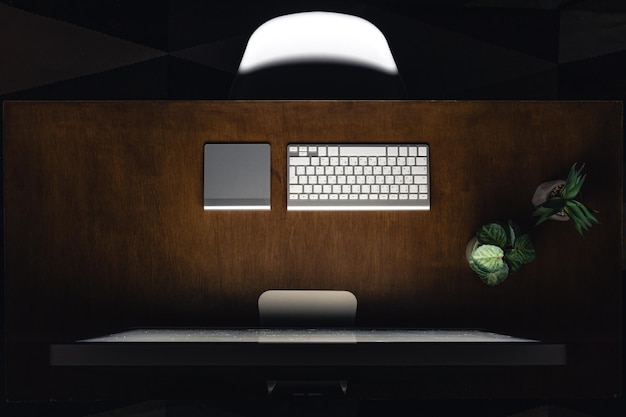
[1,1,625,416]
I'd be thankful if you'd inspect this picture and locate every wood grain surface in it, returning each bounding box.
[3,101,623,400]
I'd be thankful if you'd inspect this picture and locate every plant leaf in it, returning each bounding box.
[469,244,509,285]
[478,264,509,286]
[533,207,555,226]
[562,163,586,199]
[564,205,584,234]
[505,234,535,272]
[564,204,591,235]
[498,219,521,246]
[577,202,599,224]
[538,198,567,211]
[476,223,507,247]
[505,255,523,274]
[567,202,592,228]
[469,244,505,273]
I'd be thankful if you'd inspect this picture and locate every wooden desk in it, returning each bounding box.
[3,101,622,400]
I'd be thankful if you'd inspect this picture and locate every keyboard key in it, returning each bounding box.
[340,146,386,156]
[291,157,310,166]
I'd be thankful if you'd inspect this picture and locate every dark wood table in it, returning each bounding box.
[3,101,622,400]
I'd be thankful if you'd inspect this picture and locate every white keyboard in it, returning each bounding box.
[287,144,430,210]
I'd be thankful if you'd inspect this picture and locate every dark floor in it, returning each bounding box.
[1,0,625,415]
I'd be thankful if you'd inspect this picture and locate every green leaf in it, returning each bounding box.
[504,234,535,273]
[564,204,589,235]
[513,235,535,263]
[566,202,591,229]
[469,244,505,273]
[538,198,567,211]
[495,219,521,246]
[478,264,509,286]
[506,219,520,245]
[469,244,509,285]
[562,163,586,199]
[533,207,554,226]
[504,255,523,274]
[476,223,507,247]
[577,202,599,224]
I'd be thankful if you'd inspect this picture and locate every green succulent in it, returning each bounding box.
[533,163,599,235]
[468,220,535,286]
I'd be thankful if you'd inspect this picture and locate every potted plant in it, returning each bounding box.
[466,220,535,286]
[532,163,599,235]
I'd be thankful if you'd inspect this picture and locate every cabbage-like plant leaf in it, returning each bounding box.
[476,223,507,248]
[469,244,510,286]
[504,234,535,273]
[469,244,505,273]
[478,264,509,286]
[504,255,523,274]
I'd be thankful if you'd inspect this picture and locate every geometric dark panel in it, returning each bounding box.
[167,56,234,99]
[1,57,169,101]
[0,3,166,95]
[414,8,560,62]
[465,0,567,9]
[168,0,275,51]
[453,67,559,100]
[3,0,170,50]
[562,0,626,13]
[559,10,626,63]
[170,35,249,75]
[559,50,626,99]
[353,6,557,99]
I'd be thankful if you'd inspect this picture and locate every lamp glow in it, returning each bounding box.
[238,12,399,75]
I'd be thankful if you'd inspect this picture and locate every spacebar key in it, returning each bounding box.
[339,146,386,156]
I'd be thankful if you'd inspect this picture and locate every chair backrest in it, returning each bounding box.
[258,290,358,327]
[230,11,406,99]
